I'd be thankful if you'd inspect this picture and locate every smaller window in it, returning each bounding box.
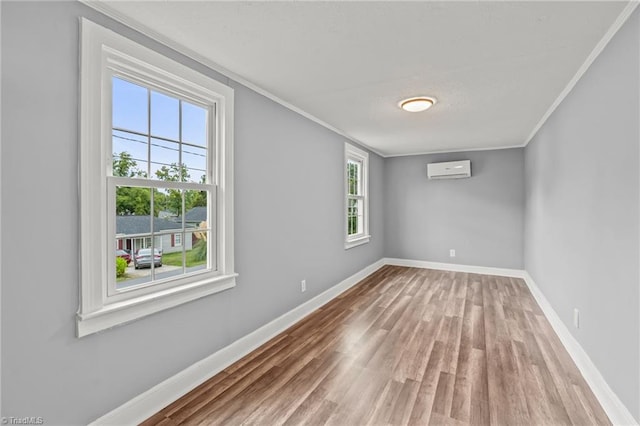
[174,233,182,247]
[345,143,370,249]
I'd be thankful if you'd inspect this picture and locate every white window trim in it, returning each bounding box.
[344,143,370,249]
[77,19,236,337]
[174,233,182,247]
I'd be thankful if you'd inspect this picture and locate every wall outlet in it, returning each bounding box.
[449,249,456,257]
[573,308,579,328]
[301,280,306,292]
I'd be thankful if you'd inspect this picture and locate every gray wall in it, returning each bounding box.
[0,2,384,424]
[524,9,640,421]
[384,149,525,269]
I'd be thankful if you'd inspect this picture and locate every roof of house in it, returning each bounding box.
[184,206,206,223]
[116,215,183,236]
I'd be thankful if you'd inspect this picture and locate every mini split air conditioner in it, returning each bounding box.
[427,160,471,180]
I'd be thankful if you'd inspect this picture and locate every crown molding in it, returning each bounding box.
[384,143,526,158]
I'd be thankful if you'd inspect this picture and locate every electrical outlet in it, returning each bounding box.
[573,308,579,328]
[301,280,306,292]
[449,249,456,257]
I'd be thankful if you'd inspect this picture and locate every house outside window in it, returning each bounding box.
[344,143,370,249]
[77,19,236,337]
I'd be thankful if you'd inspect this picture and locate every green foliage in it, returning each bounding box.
[113,152,147,178]
[347,199,358,236]
[116,257,127,278]
[116,186,152,215]
[192,239,207,262]
[113,152,155,215]
[154,164,205,215]
[155,163,189,182]
[347,160,359,195]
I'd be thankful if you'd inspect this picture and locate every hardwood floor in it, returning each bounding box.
[142,265,610,425]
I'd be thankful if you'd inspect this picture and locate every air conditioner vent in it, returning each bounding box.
[427,160,471,180]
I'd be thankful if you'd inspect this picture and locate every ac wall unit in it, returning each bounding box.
[427,160,471,179]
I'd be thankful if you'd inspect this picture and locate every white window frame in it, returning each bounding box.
[344,143,370,249]
[77,19,236,337]
[174,233,182,247]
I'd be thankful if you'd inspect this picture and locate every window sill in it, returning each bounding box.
[76,273,237,337]
[345,235,371,250]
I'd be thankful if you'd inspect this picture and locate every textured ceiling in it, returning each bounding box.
[95,1,631,156]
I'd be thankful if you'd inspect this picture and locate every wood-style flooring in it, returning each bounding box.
[142,265,610,425]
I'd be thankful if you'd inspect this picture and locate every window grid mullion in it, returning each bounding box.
[147,89,155,280]
[179,100,186,275]
[108,176,214,191]
[147,88,152,179]
[150,187,156,281]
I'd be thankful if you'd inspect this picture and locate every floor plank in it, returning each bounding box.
[142,265,611,425]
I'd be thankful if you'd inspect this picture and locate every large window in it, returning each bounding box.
[345,143,370,249]
[78,19,236,337]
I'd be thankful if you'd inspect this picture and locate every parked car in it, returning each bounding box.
[134,248,162,269]
[116,249,131,265]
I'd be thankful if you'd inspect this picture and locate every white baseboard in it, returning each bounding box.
[90,258,386,425]
[522,271,638,426]
[383,257,525,278]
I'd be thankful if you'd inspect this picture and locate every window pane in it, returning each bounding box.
[347,160,360,196]
[113,130,149,178]
[152,188,182,281]
[184,191,213,271]
[115,186,151,216]
[185,229,209,274]
[113,77,148,134]
[184,189,208,223]
[182,102,208,147]
[153,187,182,219]
[152,188,184,281]
[157,234,185,280]
[356,198,364,235]
[151,91,179,141]
[182,145,207,183]
[115,186,152,290]
[150,138,180,182]
[348,198,358,236]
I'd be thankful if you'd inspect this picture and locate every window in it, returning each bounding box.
[345,143,370,249]
[78,19,236,337]
[111,77,210,289]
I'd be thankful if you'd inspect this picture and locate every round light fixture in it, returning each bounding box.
[399,96,437,112]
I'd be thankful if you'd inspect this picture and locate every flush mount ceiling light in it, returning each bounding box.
[399,96,437,112]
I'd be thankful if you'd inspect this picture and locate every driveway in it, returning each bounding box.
[126,263,181,278]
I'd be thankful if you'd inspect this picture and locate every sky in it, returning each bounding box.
[112,76,208,183]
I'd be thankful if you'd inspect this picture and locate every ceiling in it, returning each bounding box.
[94,1,632,156]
